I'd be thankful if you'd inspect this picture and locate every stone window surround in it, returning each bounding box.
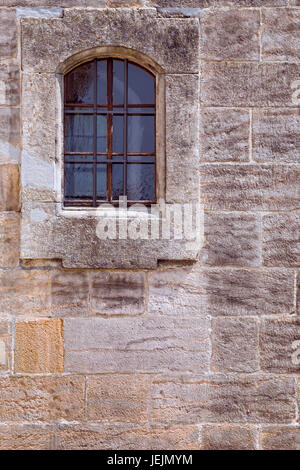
[20,9,201,269]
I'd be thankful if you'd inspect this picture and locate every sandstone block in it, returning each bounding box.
[14,319,64,373]
[0,9,17,58]
[0,108,20,151]
[0,320,11,372]
[261,426,300,450]
[0,164,19,211]
[0,64,19,106]
[51,270,89,316]
[0,212,20,268]
[0,424,53,450]
[202,424,256,450]
[262,9,300,62]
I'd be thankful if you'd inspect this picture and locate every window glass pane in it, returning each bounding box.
[127,164,154,201]
[128,107,155,114]
[97,60,107,105]
[65,115,93,153]
[113,115,124,153]
[128,116,154,153]
[65,164,93,198]
[113,60,124,105]
[97,115,107,153]
[65,62,94,104]
[65,155,93,162]
[127,156,154,163]
[97,164,107,199]
[112,164,124,200]
[128,64,154,105]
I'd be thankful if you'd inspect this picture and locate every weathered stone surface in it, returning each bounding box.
[212,318,259,373]
[0,268,51,316]
[0,376,85,422]
[0,212,20,268]
[262,9,300,62]
[51,270,89,316]
[202,424,256,450]
[0,321,11,372]
[0,424,53,450]
[253,109,300,163]
[1,1,105,4]
[202,212,260,266]
[87,375,149,423]
[200,164,300,211]
[201,63,300,107]
[91,271,145,315]
[55,423,200,450]
[64,317,210,373]
[21,9,199,74]
[108,0,142,5]
[0,108,20,152]
[150,0,287,6]
[200,109,250,163]
[0,164,19,211]
[261,426,300,450]
[0,64,19,106]
[260,318,300,373]
[14,319,64,373]
[0,9,17,58]
[262,213,300,267]
[166,74,199,203]
[200,9,260,60]
[151,374,296,424]
[149,267,294,317]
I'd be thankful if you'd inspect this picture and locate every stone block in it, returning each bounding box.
[0,164,20,211]
[0,212,20,268]
[51,270,89,316]
[261,426,300,450]
[0,64,19,106]
[262,9,300,62]
[0,9,17,59]
[0,424,53,450]
[202,424,256,450]
[0,320,11,372]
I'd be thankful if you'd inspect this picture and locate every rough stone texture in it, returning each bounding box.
[202,212,260,266]
[0,108,20,151]
[0,212,20,268]
[0,376,85,422]
[151,374,296,424]
[64,317,210,373]
[0,268,51,316]
[253,109,300,163]
[212,318,259,373]
[202,424,256,450]
[260,318,300,373]
[262,9,300,62]
[0,321,11,372]
[200,164,300,211]
[87,375,149,423]
[149,267,294,317]
[0,9,17,59]
[200,108,250,163]
[201,63,300,107]
[21,9,199,74]
[262,213,300,267]
[0,64,19,106]
[14,319,64,373]
[90,271,145,315]
[151,1,288,6]
[55,423,200,450]
[1,1,106,4]
[0,164,19,211]
[200,9,260,60]
[261,426,300,450]
[0,425,53,450]
[51,270,89,316]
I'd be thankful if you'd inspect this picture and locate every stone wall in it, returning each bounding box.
[0,0,299,450]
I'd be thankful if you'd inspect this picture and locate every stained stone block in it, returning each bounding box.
[201,63,300,107]
[14,319,64,373]
[200,9,260,60]
[55,423,200,450]
[200,108,250,163]
[260,318,300,373]
[87,375,149,423]
[64,317,210,373]
[0,212,20,268]
[0,425,53,450]
[200,164,300,211]
[0,65,19,106]
[0,376,85,422]
[0,321,11,372]
[202,425,256,450]
[150,374,296,424]
[253,109,300,163]
[0,9,17,59]
[261,426,300,450]
[51,270,89,316]
[0,164,19,211]
[0,108,20,156]
[262,213,300,267]
[0,268,51,316]
[90,271,145,315]
[212,318,259,373]
[21,9,199,74]
[262,9,300,62]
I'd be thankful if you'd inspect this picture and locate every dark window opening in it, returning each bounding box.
[64,58,156,207]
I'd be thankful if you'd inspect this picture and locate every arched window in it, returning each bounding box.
[64,58,156,207]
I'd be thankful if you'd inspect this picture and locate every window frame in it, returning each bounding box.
[63,57,159,208]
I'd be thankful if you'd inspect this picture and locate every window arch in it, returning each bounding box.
[63,58,156,207]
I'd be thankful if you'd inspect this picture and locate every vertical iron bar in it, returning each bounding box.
[93,59,97,207]
[123,59,128,197]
